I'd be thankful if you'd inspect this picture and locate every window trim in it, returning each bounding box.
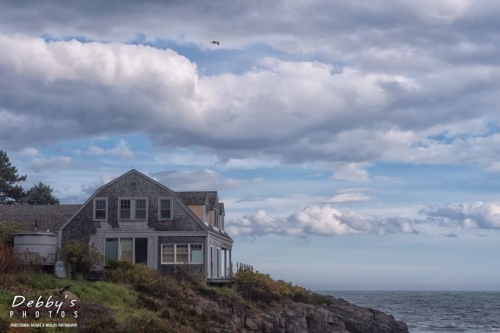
[161,243,203,265]
[93,197,108,221]
[158,197,173,221]
[118,197,148,221]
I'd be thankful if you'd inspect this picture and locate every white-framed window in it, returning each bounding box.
[118,198,148,220]
[105,237,148,265]
[213,209,219,228]
[161,244,203,264]
[158,197,173,220]
[94,198,108,221]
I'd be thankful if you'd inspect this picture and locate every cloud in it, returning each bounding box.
[324,189,374,203]
[150,169,248,191]
[20,147,39,156]
[439,233,458,238]
[332,164,371,183]
[226,204,419,239]
[88,139,135,158]
[419,201,500,230]
[30,156,72,172]
[1,1,500,171]
[228,200,500,239]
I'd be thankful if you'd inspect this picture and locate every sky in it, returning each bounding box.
[1,0,500,290]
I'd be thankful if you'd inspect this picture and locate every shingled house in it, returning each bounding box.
[0,170,233,281]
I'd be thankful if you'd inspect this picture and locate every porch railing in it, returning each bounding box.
[208,261,254,281]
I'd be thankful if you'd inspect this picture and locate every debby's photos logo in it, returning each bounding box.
[8,293,79,329]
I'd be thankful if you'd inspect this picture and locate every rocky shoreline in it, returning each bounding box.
[204,293,409,333]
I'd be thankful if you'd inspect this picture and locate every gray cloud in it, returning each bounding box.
[418,201,500,229]
[150,169,247,191]
[1,2,500,169]
[439,233,458,238]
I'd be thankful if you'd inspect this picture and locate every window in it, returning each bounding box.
[118,198,148,220]
[162,245,174,263]
[190,244,203,264]
[105,237,148,265]
[204,204,209,223]
[161,244,203,264]
[94,198,108,221]
[159,198,172,220]
[176,245,189,263]
[213,209,219,228]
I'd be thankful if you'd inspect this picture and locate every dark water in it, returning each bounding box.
[319,291,500,333]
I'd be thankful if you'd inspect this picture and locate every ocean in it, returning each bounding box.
[319,291,500,333]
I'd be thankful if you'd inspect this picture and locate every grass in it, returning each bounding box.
[1,242,332,333]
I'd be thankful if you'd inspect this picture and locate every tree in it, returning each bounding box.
[0,150,27,205]
[26,182,60,205]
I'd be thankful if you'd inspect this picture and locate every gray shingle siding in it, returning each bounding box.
[63,172,205,236]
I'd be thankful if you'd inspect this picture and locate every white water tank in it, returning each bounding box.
[13,231,58,265]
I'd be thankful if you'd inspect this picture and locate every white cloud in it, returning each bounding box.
[30,156,72,172]
[226,204,419,239]
[332,164,371,183]
[324,189,374,203]
[20,147,38,156]
[420,201,500,229]
[88,139,135,158]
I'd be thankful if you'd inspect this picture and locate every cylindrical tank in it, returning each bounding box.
[54,261,69,278]
[13,231,58,265]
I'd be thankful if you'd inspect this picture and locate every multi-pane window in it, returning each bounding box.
[118,198,147,220]
[159,198,172,220]
[161,244,203,264]
[120,200,131,219]
[161,245,174,263]
[136,199,146,219]
[176,245,189,263]
[94,198,107,220]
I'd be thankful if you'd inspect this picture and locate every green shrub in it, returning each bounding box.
[234,269,332,306]
[0,221,26,245]
[0,289,14,305]
[30,271,57,290]
[60,240,103,276]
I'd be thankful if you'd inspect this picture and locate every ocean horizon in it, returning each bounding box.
[318,290,500,333]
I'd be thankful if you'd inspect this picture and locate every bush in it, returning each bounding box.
[0,221,26,245]
[60,240,103,276]
[0,241,19,287]
[234,269,332,306]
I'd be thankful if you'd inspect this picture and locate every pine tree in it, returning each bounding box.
[0,150,27,205]
[26,182,60,205]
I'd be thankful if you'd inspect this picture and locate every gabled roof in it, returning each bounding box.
[60,169,211,234]
[177,191,219,210]
[0,204,82,233]
[177,192,209,205]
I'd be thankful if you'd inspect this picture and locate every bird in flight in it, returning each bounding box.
[211,41,219,45]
